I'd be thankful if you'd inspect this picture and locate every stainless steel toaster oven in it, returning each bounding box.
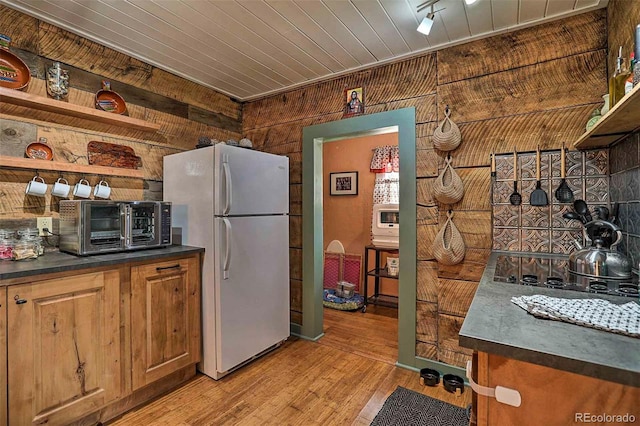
[59,200,172,255]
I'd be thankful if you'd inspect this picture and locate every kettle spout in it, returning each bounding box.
[572,239,583,250]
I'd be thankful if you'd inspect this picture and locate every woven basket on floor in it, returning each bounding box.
[433,211,465,266]
[433,106,461,152]
[432,155,464,204]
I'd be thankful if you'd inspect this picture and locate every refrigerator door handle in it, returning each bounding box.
[223,156,232,215]
[223,218,231,279]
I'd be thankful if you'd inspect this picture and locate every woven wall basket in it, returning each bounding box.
[432,155,464,204]
[433,106,461,152]
[433,211,465,266]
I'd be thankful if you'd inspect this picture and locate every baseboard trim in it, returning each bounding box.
[290,330,325,342]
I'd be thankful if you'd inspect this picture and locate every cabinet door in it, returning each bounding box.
[0,288,6,425]
[8,271,121,425]
[477,352,640,426]
[131,255,201,390]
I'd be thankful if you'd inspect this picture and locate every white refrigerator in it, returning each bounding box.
[163,144,290,379]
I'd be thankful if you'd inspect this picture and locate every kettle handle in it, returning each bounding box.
[611,230,623,250]
[585,219,621,232]
[585,219,622,247]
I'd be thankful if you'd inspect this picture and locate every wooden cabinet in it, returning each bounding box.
[474,351,640,426]
[7,270,121,425]
[131,256,201,390]
[0,288,6,425]
[0,251,202,425]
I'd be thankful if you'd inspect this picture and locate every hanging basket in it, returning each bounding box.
[433,211,465,266]
[432,155,464,204]
[433,106,461,152]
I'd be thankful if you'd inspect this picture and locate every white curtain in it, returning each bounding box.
[373,172,400,204]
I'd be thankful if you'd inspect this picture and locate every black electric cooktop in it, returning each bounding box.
[493,253,639,298]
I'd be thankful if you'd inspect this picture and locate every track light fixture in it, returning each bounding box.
[417,8,435,35]
[416,0,440,36]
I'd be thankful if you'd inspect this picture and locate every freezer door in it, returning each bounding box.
[214,144,289,216]
[213,215,290,374]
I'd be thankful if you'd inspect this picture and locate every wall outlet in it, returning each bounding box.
[37,217,53,237]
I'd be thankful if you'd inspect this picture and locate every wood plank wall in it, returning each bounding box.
[243,10,607,367]
[607,0,640,79]
[0,5,242,227]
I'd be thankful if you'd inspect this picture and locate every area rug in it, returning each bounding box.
[370,386,469,426]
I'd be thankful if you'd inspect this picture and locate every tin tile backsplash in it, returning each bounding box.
[492,149,608,254]
[609,133,640,273]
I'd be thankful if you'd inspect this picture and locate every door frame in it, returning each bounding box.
[298,108,416,367]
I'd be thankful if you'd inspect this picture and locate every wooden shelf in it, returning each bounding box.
[573,83,640,149]
[0,87,161,133]
[0,156,144,179]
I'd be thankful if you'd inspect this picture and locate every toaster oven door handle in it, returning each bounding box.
[123,205,132,247]
[223,158,232,215]
[120,206,127,247]
[223,218,231,280]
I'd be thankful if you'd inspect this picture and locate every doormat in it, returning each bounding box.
[370,386,469,426]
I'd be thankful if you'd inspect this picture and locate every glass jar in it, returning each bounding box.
[21,235,44,256]
[0,238,14,260]
[0,229,15,240]
[12,240,38,261]
[17,227,39,239]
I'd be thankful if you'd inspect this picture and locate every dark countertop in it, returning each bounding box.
[459,251,640,387]
[0,245,204,282]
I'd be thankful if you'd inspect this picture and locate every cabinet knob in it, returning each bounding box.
[14,295,27,305]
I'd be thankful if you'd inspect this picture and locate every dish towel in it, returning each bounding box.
[511,295,640,338]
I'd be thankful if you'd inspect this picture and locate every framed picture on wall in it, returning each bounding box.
[330,171,358,196]
[343,87,364,117]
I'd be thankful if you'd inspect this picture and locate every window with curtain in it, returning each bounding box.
[371,145,399,205]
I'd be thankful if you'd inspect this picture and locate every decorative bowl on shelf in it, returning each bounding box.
[95,80,127,114]
[25,137,54,160]
[0,34,31,91]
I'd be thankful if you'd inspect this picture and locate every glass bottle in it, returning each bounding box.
[46,61,70,100]
[609,47,631,108]
[626,52,635,94]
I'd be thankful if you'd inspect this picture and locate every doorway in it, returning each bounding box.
[320,132,399,364]
[300,108,417,368]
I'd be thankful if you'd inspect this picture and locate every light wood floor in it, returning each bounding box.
[110,307,470,425]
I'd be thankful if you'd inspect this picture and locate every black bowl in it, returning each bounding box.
[419,368,440,387]
[443,374,465,394]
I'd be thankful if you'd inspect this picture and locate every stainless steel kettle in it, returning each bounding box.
[569,220,632,280]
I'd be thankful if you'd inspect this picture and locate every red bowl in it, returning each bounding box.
[0,49,31,90]
[95,89,127,114]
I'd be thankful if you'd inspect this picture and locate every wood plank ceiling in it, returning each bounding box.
[0,0,606,101]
